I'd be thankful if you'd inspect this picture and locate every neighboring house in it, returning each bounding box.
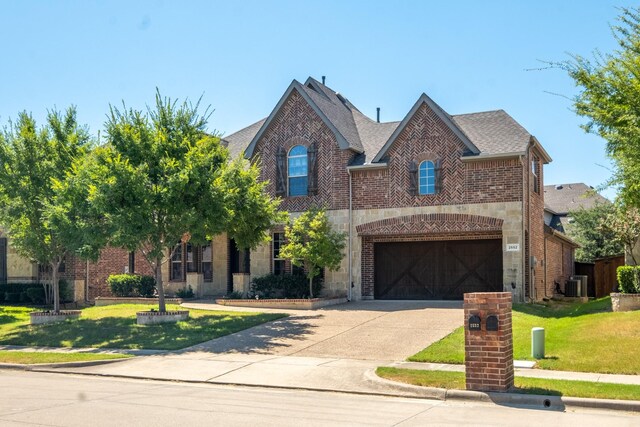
[543,183,609,233]
[541,183,606,297]
[1,77,564,303]
[220,77,552,302]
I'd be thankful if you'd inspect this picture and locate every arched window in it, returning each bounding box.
[288,145,308,196]
[419,160,435,195]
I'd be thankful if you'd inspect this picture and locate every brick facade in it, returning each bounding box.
[351,104,523,210]
[543,232,575,298]
[40,80,564,303]
[252,90,353,212]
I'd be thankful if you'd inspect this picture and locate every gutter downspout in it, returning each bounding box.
[521,153,527,304]
[527,141,535,302]
[347,168,353,302]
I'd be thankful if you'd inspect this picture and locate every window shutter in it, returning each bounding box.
[307,142,318,196]
[408,160,418,196]
[434,159,443,194]
[275,146,286,196]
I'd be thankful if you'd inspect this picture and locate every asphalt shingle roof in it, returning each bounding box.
[543,183,610,215]
[222,78,539,163]
[451,110,531,156]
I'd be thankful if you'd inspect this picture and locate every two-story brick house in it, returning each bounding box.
[1,77,562,303]
[220,77,553,302]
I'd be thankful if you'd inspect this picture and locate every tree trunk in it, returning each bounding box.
[155,256,166,312]
[308,275,313,299]
[51,261,60,313]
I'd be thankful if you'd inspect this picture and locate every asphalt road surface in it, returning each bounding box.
[0,371,637,426]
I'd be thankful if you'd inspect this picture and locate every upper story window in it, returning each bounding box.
[288,145,308,196]
[418,160,436,195]
[532,157,540,194]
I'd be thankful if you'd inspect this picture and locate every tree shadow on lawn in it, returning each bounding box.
[0,312,287,351]
[176,314,321,355]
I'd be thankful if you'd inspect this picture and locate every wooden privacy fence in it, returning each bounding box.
[575,254,625,298]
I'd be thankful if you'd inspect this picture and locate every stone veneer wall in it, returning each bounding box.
[351,202,524,302]
[2,233,38,283]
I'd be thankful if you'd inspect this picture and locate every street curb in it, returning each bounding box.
[6,365,640,413]
[369,369,640,412]
[0,357,133,370]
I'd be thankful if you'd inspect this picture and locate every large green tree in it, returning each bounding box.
[279,207,346,298]
[563,7,640,205]
[80,91,282,312]
[0,108,92,312]
[566,203,624,262]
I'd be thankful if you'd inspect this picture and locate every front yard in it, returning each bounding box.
[410,297,640,374]
[0,304,286,350]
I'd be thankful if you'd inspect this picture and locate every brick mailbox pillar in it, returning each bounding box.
[464,292,514,392]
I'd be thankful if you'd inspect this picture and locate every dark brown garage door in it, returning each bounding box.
[374,239,503,300]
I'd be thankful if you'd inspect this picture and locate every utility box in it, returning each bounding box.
[531,327,545,359]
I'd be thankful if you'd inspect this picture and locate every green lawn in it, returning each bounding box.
[0,350,131,364]
[377,367,640,401]
[0,304,286,350]
[409,297,640,374]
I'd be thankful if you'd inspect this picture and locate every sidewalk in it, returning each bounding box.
[390,361,640,386]
[0,344,164,356]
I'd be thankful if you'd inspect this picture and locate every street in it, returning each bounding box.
[0,371,636,426]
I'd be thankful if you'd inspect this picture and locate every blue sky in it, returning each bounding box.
[0,1,624,198]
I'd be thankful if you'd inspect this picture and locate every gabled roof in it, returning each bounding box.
[544,183,610,215]
[223,77,547,165]
[242,79,363,158]
[451,110,531,157]
[372,93,480,163]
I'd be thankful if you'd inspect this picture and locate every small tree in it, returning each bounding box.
[77,91,282,312]
[279,207,347,298]
[0,108,91,312]
[562,8,640,207]
[567,203,624,262]
[600,204,640,266]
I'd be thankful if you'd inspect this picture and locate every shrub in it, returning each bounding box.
[58,279,75,303]
[25,287,46,304]
[226,291,245,299]
[617,266,640,293]
[4,292,20,303]
[107,274,157,297]
[137,276,156,297]
[250,273,323,299]
[176,285,194,299]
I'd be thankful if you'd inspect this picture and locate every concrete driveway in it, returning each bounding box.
[181,299,463,361]
[45,300,463,395]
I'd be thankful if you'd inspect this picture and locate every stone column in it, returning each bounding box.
[464,292,514,392]
[232,273,251,297]
[186,273,204,298]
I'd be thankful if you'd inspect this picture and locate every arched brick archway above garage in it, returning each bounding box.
[358,213,505,299]
[356,213,504,237]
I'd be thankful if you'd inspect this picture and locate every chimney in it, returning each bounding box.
[376,107,380,123]
[321,76,326,85]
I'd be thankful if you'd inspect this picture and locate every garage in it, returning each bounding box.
[374,239,503,300]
